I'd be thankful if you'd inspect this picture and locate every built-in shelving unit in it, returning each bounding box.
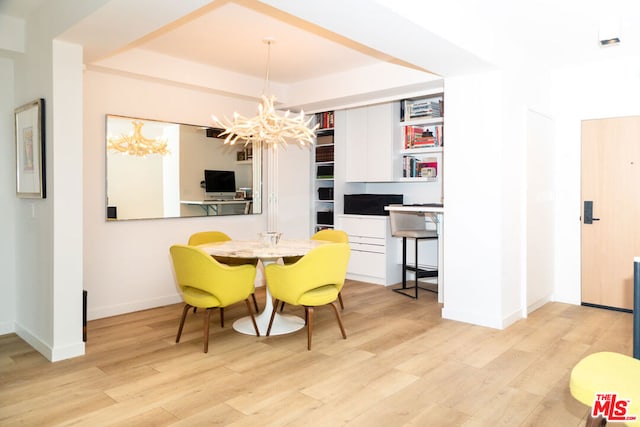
[398,94,444,182]
[313,111,335,232]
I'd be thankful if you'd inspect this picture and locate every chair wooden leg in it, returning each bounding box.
[329,301,347,339]
[266,299,279,336]
[176,304,191,343]
[251,293,259,313]
[220,307,224,328]
[338,292,344,310]
[193,307,197,314]
[245,299,260,337]
[203,308,212,353]
[586,413,607,427]
[279,301,286,312]
[306,306,314,350]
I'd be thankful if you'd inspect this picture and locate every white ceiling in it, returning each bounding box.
[129,0,388,84]
[3,0,640,100]
[101,0,640,81]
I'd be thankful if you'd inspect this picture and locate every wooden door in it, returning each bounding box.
[581,116,640,310]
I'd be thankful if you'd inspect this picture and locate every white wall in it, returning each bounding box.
[525,110,555,312]
[441,71,505,328]
[552,56,640,305]
[83,69,314,320]
[0,57,17,335]
[12,6,58,360]
[51,40,85,361]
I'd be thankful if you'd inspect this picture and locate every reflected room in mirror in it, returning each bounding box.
[105,115,262,220]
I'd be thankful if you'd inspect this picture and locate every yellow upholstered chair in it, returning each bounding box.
[188,231,232,246]
[311,229,349,243]
[281,229,349,310]
[188,231,259,313]
[570,351,640,426]
[170,244,259,353]
[265,243,350,350]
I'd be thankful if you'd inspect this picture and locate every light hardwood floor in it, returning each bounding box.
[0,280,634,426]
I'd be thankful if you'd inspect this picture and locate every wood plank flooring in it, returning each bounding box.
[0,280,634,426]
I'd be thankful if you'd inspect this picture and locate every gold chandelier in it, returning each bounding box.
[107,120,169,156]
[212,40,318,147]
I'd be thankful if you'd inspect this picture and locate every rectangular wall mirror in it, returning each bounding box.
[105,114,262,220]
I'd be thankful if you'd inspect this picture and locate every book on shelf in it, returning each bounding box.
[316,164,334,179]
[315,145,334,162]
[417,160,437,178]
[403,156,418,177]
[316,111,334,129]
[400,97,444,121]
[403,156,438,178]
[404,124,443,149]
[317,134,334,145]
[436,125,443,147]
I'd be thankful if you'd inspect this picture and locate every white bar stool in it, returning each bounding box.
[389,209,438,299]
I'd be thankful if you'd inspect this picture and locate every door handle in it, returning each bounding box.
[584,201,600,224]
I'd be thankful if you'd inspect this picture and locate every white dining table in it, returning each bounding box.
[197,238,329,336]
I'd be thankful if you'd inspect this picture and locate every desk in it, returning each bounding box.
[385,204,444,303]
[198,239,328,335]
[181,200,252,216]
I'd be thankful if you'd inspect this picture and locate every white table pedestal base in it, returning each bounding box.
[233,310,304,336]
[233,284,304,336]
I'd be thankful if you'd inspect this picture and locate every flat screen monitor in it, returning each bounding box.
[204,170,236,194]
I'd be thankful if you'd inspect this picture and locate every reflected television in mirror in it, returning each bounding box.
[204,169,236,199]
[105,114,262,220]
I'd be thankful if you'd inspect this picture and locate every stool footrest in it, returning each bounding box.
[392,284,437,299]
[405,265,438,278]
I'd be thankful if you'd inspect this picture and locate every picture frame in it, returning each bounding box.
[15,98,46,198]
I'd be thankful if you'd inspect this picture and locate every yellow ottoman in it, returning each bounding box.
[570,352,640,426]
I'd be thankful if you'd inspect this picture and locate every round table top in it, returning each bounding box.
[197,239,329,260]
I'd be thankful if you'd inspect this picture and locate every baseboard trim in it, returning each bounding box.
[88,294,183,320]
[441,307,503,329]
[15,323,53,361]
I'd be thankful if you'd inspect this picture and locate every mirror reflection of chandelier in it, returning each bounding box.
[212,39,318,148]
[107,120,169,156]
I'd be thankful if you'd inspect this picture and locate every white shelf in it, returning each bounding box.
[401,147,443,155]
[396,177,438,183]
[313,112,335,233]
[401,116,443,126]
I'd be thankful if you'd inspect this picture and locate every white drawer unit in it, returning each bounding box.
[338,214,400,285]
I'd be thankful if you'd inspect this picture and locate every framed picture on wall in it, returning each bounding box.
[15,98,46,198]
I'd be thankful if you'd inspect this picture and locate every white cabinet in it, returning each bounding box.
[344,103,398,182]
[338,214,400,286]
